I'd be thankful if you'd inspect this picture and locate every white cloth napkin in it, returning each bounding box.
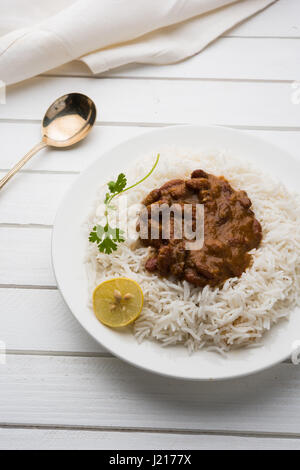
[0,0,276,85]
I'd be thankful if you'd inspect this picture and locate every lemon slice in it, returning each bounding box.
[93,277,144,328]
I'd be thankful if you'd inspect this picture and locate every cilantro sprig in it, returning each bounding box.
[89,224,125,255]
[89,154,160,254]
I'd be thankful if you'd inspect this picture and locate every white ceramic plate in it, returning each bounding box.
[52,125,300,381]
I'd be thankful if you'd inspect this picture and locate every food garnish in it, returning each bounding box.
[93,278,144,327]
[89,153,160,254]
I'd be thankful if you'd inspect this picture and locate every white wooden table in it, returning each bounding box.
[0,0,300,450]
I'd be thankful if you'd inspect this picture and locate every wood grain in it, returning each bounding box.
[227,0,300,37]
[0,227,54,286]
[2,76,299,128]
[0,355,300,434]
[0,288,104,354]
[0,172,76,225]
[0,123,151,172]
[0,124,299,174]
[1,129,299,226]
[0,0,299,448]
[0,427,299,450]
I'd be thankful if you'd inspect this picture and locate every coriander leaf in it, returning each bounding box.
[106,203,117,211]
[114,228,125,243]
[116,153,160,196]
[107,226,125,242]
[89,154,160,255]
[108,173,127,194]
[89,225,125,254]
[98,237,118,254]
[104,192,111,204]
[107,181,116,193]
[96,225,106,239]
[89,226,99,244]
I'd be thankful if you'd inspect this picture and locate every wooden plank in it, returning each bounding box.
[227,0,300,38]
[0,288,104,354]
[0,355,300,433]
[0,227,54,286]
[1,76,299,128]
[0,171,76,225]
[0,123,299,173]
[0,123,152,172]
[0,427,299,450]
[47,38,300,81]
[245,129,300,156]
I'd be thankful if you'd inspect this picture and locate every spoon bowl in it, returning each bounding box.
[0,93,97,190]
[42,93,97,147]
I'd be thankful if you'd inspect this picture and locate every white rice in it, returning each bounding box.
[84,148,300,354]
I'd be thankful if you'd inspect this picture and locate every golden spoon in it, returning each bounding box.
[0,93,97,190]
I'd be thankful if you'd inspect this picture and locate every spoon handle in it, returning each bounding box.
[0,141,47,190]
